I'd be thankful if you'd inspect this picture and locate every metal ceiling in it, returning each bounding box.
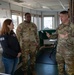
[2,0,69,11]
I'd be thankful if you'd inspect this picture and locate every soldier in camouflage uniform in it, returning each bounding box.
[46,11,74,75]
[16,12,39,75]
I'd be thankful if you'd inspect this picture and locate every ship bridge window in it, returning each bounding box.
[44,16,55,29]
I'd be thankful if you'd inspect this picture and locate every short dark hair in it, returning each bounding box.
[25,12,31,16]
[60,11,68,14]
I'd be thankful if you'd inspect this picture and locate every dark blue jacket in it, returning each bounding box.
[0,31,21,59]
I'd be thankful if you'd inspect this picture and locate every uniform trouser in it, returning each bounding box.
[56,47,74,75]
[21,45,37,72]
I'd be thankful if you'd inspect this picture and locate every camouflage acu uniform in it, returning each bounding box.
[16,21,39,72]
[55,23,74,75]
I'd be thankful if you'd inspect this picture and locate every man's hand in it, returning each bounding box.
[59,32,68,39]
[46,32,51,38]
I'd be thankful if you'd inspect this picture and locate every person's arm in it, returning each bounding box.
[16,24,23,49]
[35,26,39,45]
[16,24,24,58]
[46,31,58,39]
[16,25,22,43]
[33,24,40,50]
[71,23,74,37]
[0,36,18,57]
[69,23,74,44]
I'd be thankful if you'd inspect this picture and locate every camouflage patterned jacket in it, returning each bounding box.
[51,22,74,53]
[16,21,39,50]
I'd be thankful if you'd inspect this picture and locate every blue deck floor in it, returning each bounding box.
[14,47,58,75]
[35,47,58,75]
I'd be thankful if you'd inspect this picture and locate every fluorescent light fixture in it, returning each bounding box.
[27,4,31,6]
[42,6,49,9]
